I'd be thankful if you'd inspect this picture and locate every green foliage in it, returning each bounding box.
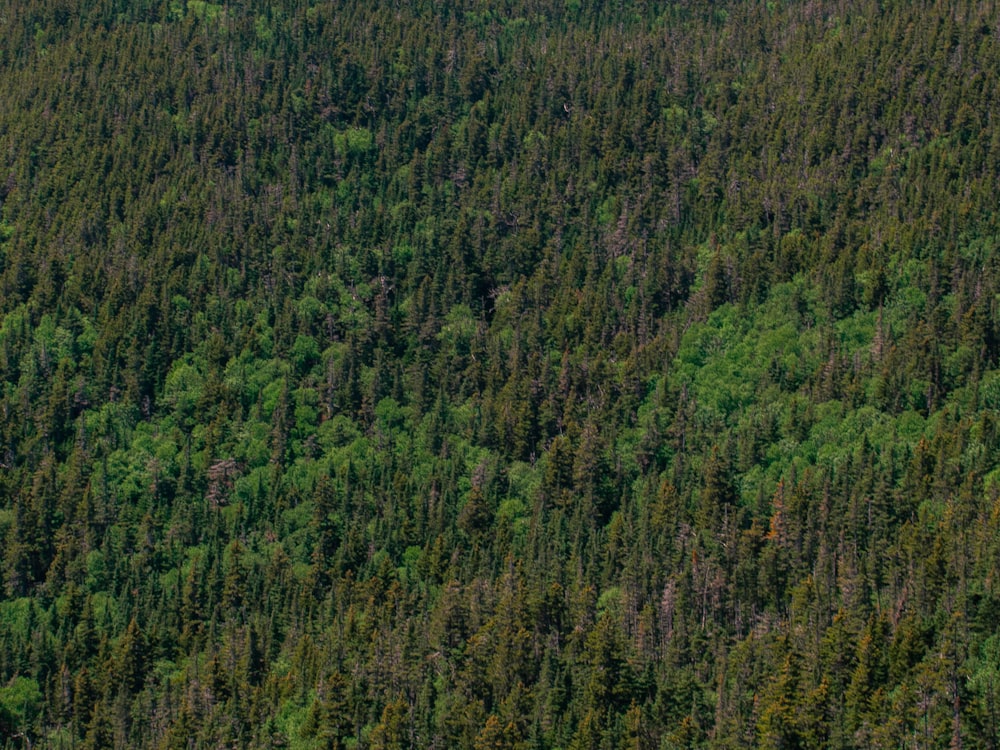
[0,676,42,743]
[1,0,1000,746]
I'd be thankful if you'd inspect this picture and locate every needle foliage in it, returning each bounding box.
[2,0,1000,747]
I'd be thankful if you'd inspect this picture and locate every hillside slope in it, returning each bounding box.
[2,0,1000,747]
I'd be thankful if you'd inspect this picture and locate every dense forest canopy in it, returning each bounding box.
[2,0,1000,747]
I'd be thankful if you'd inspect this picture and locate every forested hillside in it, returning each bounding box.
[2,0,1000,746]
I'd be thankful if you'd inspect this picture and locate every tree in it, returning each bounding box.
[0,676,42,746]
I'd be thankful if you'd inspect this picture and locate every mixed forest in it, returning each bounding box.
[3,0,1000,746]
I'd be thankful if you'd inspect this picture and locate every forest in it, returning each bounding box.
[2,0,1000,746]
